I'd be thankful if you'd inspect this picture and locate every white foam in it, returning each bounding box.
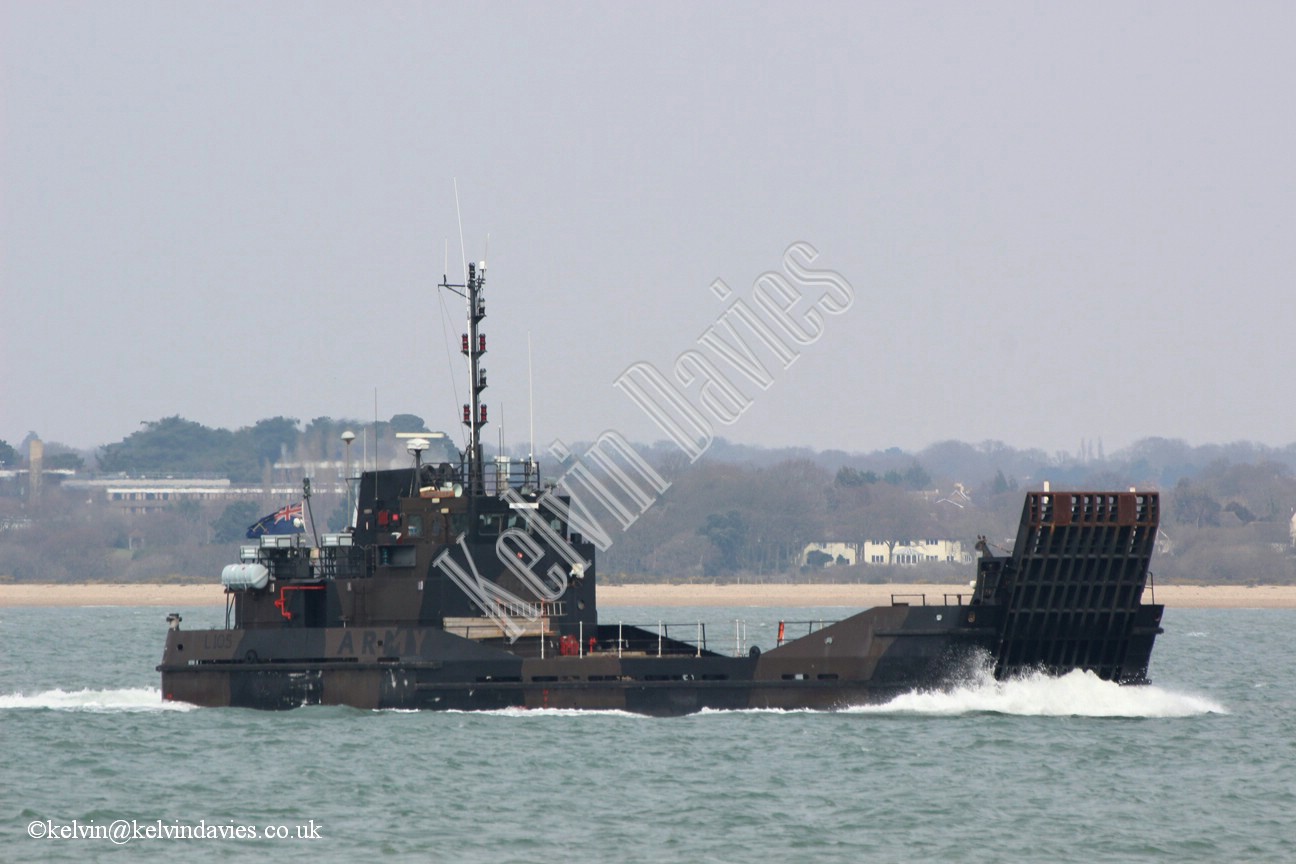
[456,706,646,718]
[695,706,820,716]
[0,687,196,712]
[846,668,1227,718]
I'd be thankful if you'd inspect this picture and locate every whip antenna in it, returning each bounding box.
[454,178,468,283]
[528,332,536,464]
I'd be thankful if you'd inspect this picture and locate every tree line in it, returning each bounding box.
[2,422,1295,584]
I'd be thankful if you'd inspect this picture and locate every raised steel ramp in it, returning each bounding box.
[995,491,1161,682]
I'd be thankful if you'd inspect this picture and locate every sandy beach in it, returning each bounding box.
[1,582,1294,609]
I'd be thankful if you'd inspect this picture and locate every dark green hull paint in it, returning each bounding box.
[161,605,994,715]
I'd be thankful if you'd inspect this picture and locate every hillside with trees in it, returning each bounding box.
[2,421,1295,584]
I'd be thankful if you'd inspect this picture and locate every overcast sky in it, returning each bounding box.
[2,2,1293,460]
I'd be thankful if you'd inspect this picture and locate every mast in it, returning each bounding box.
[441,261,487,498]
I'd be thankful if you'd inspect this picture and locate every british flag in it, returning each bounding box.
[246,503,304,538]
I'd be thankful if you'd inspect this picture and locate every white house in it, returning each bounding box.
[801,542,859,567]
[860,539,971,566]
[802,539,971,567]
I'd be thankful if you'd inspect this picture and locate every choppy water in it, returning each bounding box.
[1,604,1292,863]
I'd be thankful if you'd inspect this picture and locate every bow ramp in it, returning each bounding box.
[978,490,1164,683]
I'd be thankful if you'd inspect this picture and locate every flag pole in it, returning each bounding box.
[303,478,320,548]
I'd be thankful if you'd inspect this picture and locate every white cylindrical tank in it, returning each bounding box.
[220,563,270,591]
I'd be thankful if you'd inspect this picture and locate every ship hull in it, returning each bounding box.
[160,667,930,715]
[161,599,1165,714]
[159,603,1019,715]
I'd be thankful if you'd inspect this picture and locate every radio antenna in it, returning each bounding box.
[528,332,536,464]
[454,178,468,283]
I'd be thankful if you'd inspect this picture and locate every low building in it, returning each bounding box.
[801,542,859,567]
[861,539,971,566]
[802,539,971,567]
[62,477,311,514]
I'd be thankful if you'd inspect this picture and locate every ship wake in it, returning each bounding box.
[0,687,196,713]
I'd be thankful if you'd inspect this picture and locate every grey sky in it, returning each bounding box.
[2,2,1293,458]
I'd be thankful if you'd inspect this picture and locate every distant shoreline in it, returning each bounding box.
[1,582,1294,609]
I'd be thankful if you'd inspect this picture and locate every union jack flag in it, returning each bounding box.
[246,503,304,538]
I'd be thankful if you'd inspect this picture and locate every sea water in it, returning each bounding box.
[1,604,1291,863]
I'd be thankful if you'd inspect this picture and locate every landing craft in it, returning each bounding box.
[159,260,1164,714]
